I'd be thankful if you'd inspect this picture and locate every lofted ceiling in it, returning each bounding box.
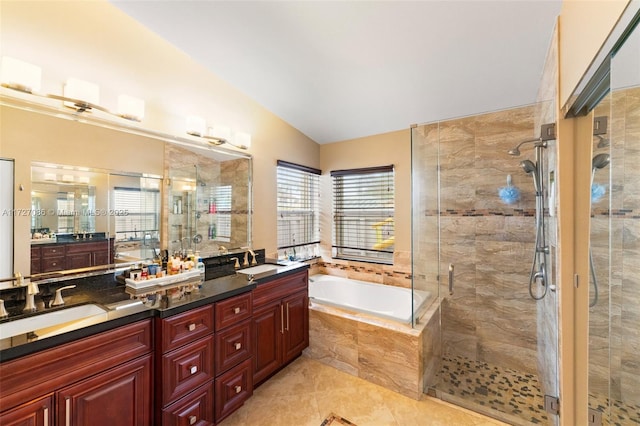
[111,1,562,144]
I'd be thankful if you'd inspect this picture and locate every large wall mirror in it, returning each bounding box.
[0,98,252,283]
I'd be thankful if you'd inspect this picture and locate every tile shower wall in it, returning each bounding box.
[164,144,250,257]
[414,104,558,385]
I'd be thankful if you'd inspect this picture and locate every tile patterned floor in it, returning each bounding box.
[432,356,551,426]
[219,355,508,426]
[589,394,640,425]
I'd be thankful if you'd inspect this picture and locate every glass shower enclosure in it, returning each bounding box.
[411,103,560,425]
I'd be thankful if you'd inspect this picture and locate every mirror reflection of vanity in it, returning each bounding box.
[0,98,252,283]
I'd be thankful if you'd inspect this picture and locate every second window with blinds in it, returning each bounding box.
[276,160,321,261]
[331,165,395,264]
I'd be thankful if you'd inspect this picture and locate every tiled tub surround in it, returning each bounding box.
[305,293,441,400]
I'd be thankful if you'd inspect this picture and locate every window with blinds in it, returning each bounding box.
[277,160,321,260]
[212,185,232,242]
[331,165,394,264]
[113,187,160,241]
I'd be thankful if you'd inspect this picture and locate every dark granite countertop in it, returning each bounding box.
[0,262,309,363]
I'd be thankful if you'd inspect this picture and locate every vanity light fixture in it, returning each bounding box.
[0,57,42,93]
[234,132,252,150]
[0,56,145,122]
[117,94,145,122]
[185,116,250,150]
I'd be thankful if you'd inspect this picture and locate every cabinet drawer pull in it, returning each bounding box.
[189,415,197,425]
[188,323,196,332]
[286,302,290,331]
[52,262,57,266]
[234,342,242,350]
[233,307,240,314]
[65,397,71,426]
[235,385,242,394]
[280,304,284,334]
[43,406,49,426]
[190,365,198,375]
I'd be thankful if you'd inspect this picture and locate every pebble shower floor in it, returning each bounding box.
[433,355,640,425]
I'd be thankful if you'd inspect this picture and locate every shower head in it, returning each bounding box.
[520,159,541,194]
[507,138,542,156]
[592,153,610,171]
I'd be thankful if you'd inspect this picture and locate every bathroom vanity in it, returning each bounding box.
[0,264,309,426]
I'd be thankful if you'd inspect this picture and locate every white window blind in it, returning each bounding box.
[113,187,160,241]
[331,165,395,264]
[277,160,321,259]
[213,185,232,242]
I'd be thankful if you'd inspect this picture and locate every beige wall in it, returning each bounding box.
[0,0,320,263]
[319,129,411,256]
[559,0,630,108]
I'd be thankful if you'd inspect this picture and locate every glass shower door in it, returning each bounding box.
[412,103,560,425]
[588,20,640,425]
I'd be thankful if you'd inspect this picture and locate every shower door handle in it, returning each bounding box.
[448,264,454,295]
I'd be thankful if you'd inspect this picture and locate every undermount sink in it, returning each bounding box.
[0,304,109,340]
[236,264,279,277]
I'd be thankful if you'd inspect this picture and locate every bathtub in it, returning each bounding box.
[308,274,431,324]
[305,273,440,399]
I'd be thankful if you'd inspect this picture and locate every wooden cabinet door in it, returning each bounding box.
[57,355,151,426]
[92,249,110,266]
[282,290,309,364]
[0,394,53,426]
[252,300,282,384]
[66,252,92,270]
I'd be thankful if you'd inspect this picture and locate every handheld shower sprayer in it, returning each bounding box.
[592,153,610,171]
[520,159,541,194]
[591,153,610,185]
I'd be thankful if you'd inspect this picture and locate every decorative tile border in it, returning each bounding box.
[592,208,640,218]
[423,209,538,217]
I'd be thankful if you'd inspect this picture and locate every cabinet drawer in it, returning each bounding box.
[41,245,65,257]
[162,381,214,426]
[161,335,214,406]
[215,319,252,374]
[214,358,253,423]
[215,292,252,331]
[41,256,65,272]
[252,270,308,307]
[66,241,107,253]
[159,304,214,353]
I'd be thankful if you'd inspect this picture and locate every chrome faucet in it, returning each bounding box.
[52,285,76,307]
